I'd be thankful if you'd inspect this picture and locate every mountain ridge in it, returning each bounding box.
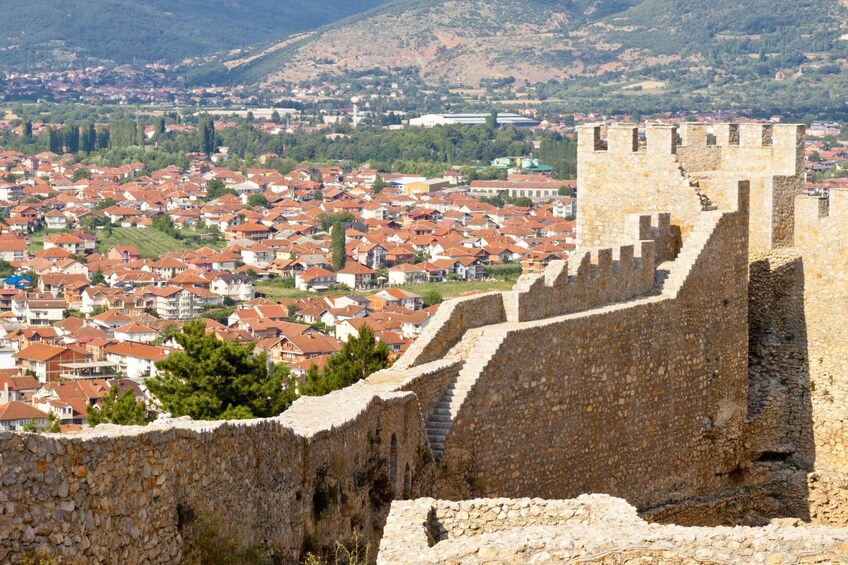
[222,0,848,103]
[0,0,391,69]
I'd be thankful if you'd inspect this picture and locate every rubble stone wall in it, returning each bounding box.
[0,385,429,564]
[378,495,848,565]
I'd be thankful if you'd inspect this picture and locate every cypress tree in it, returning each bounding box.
[96,126,110,150]
[331,221,346,271]
[62,124,80,154]
[48,127,62,154]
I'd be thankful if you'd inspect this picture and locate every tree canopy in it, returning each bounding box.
[301,325,391,396]
[149,320,298,420]
[88,386,152,427]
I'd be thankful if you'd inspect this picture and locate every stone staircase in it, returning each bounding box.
[676,160,716,211]
[425,327,509,462]
[655,211,722,296]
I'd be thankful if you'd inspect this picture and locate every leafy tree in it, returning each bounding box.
[72,168,92,182]
[149,320,298,419]
[301,325,391,396]
[47,412,61,433]
[47,127,63,154]
[371,177,388,193]
[331,221,346,271]
[88,386,152,427]
[22,270,38,289]
[23,119,32,141]
[96,126,110,150]
[80,122,97,153]
[81,214,109,232]
[204,179,237,201]
[270,110,281,124]
[312,189,324,201]
[0,259,14,279]
[318,212,353,231]
[22,420,39,433]
[485,110,498,130]
[247,194,269,208]
[198,116,216,155]
[158,323,181,342]
[94,197,117,210]
[423,290,443,307]
[152,214,181,238]
[558,186,574,197]
[62,124,80,154]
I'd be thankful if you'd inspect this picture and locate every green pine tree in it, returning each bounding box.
[148,320,298,420]
[87,386,152,427]
[301,325,391,396]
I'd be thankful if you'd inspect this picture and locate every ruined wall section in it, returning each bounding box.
[378,495,848,565]
[0,377,439,563]
[576,123,703,249]
[434,188,749,510]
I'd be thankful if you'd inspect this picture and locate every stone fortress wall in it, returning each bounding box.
[4,121,848,564]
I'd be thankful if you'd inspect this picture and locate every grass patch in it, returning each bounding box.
[255,278,516,302]
[95,227,222,258]
[97,227,190,257]
[27,230,67,254]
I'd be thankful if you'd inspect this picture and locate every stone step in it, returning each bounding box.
[429,414,454,423]
[427,421,453,430]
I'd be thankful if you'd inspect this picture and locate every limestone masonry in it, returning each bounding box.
[4,122,848,564]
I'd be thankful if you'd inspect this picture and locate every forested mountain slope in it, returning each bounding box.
[225,0,848,106]
[0,0,390,69]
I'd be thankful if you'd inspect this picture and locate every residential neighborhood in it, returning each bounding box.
[0,139,578,430]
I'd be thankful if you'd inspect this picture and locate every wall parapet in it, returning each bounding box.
[378,495,848,565]
[394,292,506,369]
[503,212,685,323]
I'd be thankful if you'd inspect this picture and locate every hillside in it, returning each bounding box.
[0,0,390,69]
[225,0,638,84]
[225,0,848,111]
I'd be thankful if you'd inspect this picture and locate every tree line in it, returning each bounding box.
[91,321,391,425]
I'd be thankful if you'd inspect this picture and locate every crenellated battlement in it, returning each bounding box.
[580,122,804,155]
[677,122,805,177]
[504,213,674,323]
[578,123,679,156]
[794,188,848,247]
[578,121,804,253]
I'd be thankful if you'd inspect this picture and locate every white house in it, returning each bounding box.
[210,274,255,302]
[296,267,337,291]
[113,322,158,343]
[388,264,426,286]
[0,401,49,431]
[105,342,170,380]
